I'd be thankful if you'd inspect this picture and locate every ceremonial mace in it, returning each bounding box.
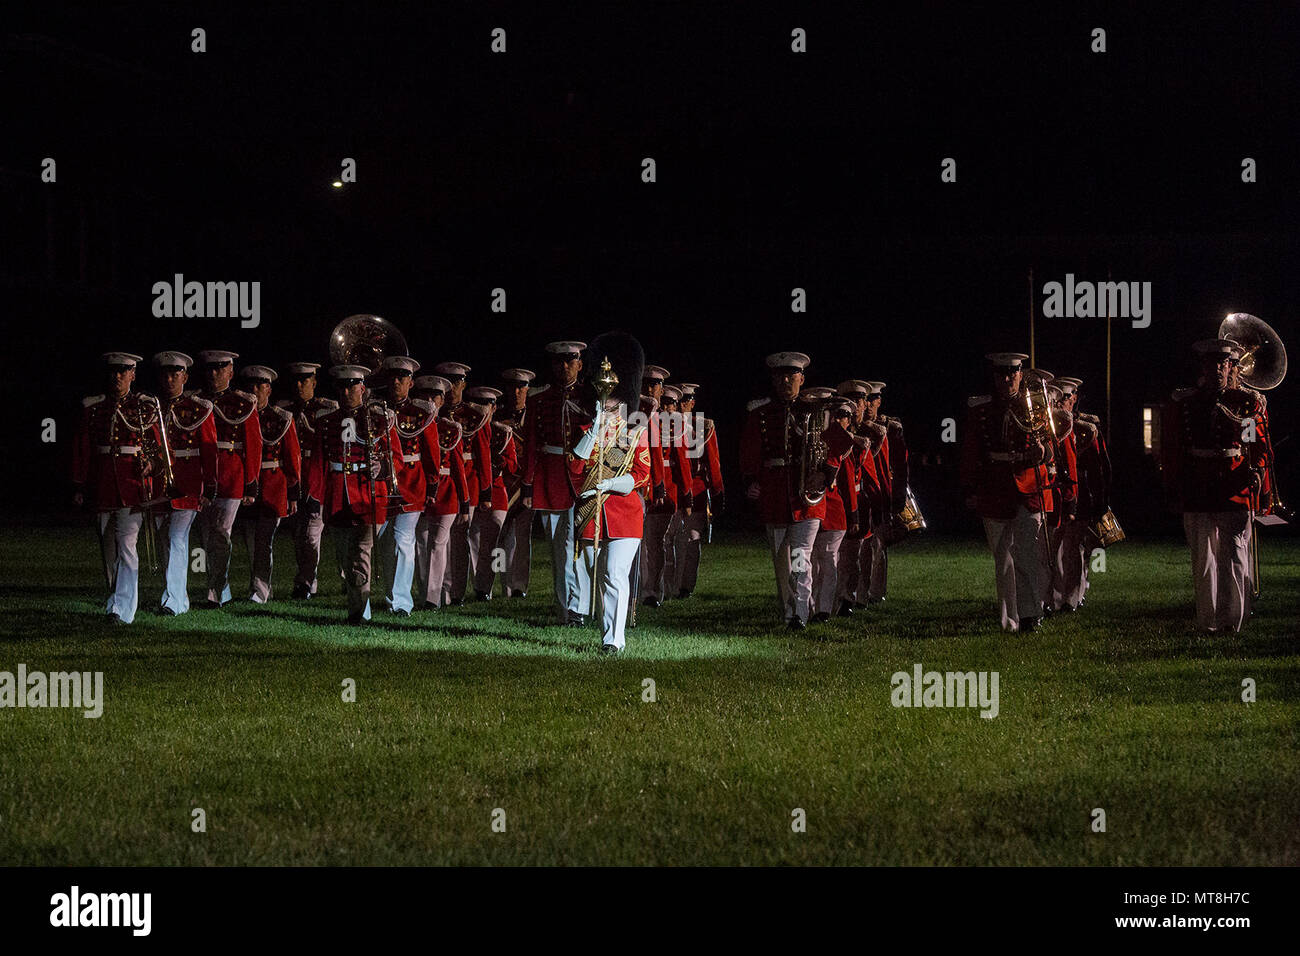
[588,357,620,621]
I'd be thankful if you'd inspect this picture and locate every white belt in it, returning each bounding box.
[439,467,451,475]
[542,444,565,455]
[329,461,366,473]
[763,458,787,467]
[402,454,421,464]
[216,441,245,451]
[173,448,201,459]
[463,452,474,461]
[261,460,281,469]
[302,449,313,459]
[1192,448,1242,458]
[661,457,672,466]
[95,445,140,454]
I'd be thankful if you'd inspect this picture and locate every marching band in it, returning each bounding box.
[71,312,1286,645]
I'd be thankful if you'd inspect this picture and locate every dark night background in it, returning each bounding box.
[5,2,1296,536]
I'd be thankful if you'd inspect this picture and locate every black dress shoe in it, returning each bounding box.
[812,611,832,623]
[788,617,806,630]
[422,602,439,612]
[677,589,692,599]
[392,608,410,618]
[1020,616,1042,632]
[510,589,527,599]
[599,643,620,656]
[476,590,491,602]
[346,613,365,626]
[642,597,661,608]
[291,585,310,599]
[452,598,465,607]
[567,615,588,628]
[837,600,854,617]
[197,599,222,610]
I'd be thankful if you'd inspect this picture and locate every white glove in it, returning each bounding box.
[572,424,598,460]
[597,474,634,496]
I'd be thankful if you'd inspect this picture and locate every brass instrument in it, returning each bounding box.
[1220,312,1290,598]
[1008,376,1057,438]
[1221,312,1290,523]
[794,393,830,507]
[329,314,408,522]
[115,395,170,574]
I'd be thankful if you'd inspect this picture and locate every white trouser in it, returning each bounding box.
[200,497,241,605]
[641,511,672,600]
[836,534,862,603]
[293,508,327,594]
[1183,511,1252,632]
[415,512,456,607]
[471,506,508,595]
[156,508,197,614]
[238,507,281,603]
[862,534,888,600]
[501,505,533,593]
[445,505,475,604]
[766,519,820,623]
[333,520,386,620]
[811,528,846,616]
[97,508,143,623]
[1050,519,1088,611]
[379,509,421,613]
[676,509,708,593]
[581,536,639,650]
[983,506,1048,632]
[662,511,687,597]
[539,509,587,621]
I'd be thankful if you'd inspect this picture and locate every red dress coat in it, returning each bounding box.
[656,410,694,513]
[687,418,725,507]
[570,419,652,540]
[522,382,591,510]
[739,397,829,525]
[254,405,301,518]
[488,421,521,511]
[432,419,470,517]
[1161,385,1267,513]
[73,392,166,512]
[958,395,1056,520]
[278,396,339,501]
[198,388,262,499]
[307,402,402,526]
[160,394,218,511]
[392,398,441,515]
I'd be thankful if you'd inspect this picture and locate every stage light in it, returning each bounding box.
[332,181,344,188]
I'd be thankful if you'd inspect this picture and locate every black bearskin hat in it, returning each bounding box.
[582,331,644,414]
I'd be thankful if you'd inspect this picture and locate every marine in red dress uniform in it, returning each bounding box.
[411,375,469,610]
[236,365,300,603]
[520,341,593,624]
[374,356,438,616]
[278,361,339,599]
[1161,339,1268,632]
[72,352,165,624]
[496,368,536,598]
[959,352,1056,633]
[809,393,860,621]
[151,351,218,616]
[465,386,520,600]
[739,351,831,628]
[194,350,262,608]
[305,364,402,624]
[672,383,725,599]
[656,384,696,605]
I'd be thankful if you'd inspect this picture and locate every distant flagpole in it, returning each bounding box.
[1028,268,1036,367]
[1106,266,1113,447]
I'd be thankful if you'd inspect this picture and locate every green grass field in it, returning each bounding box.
[1,524,1297,865]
